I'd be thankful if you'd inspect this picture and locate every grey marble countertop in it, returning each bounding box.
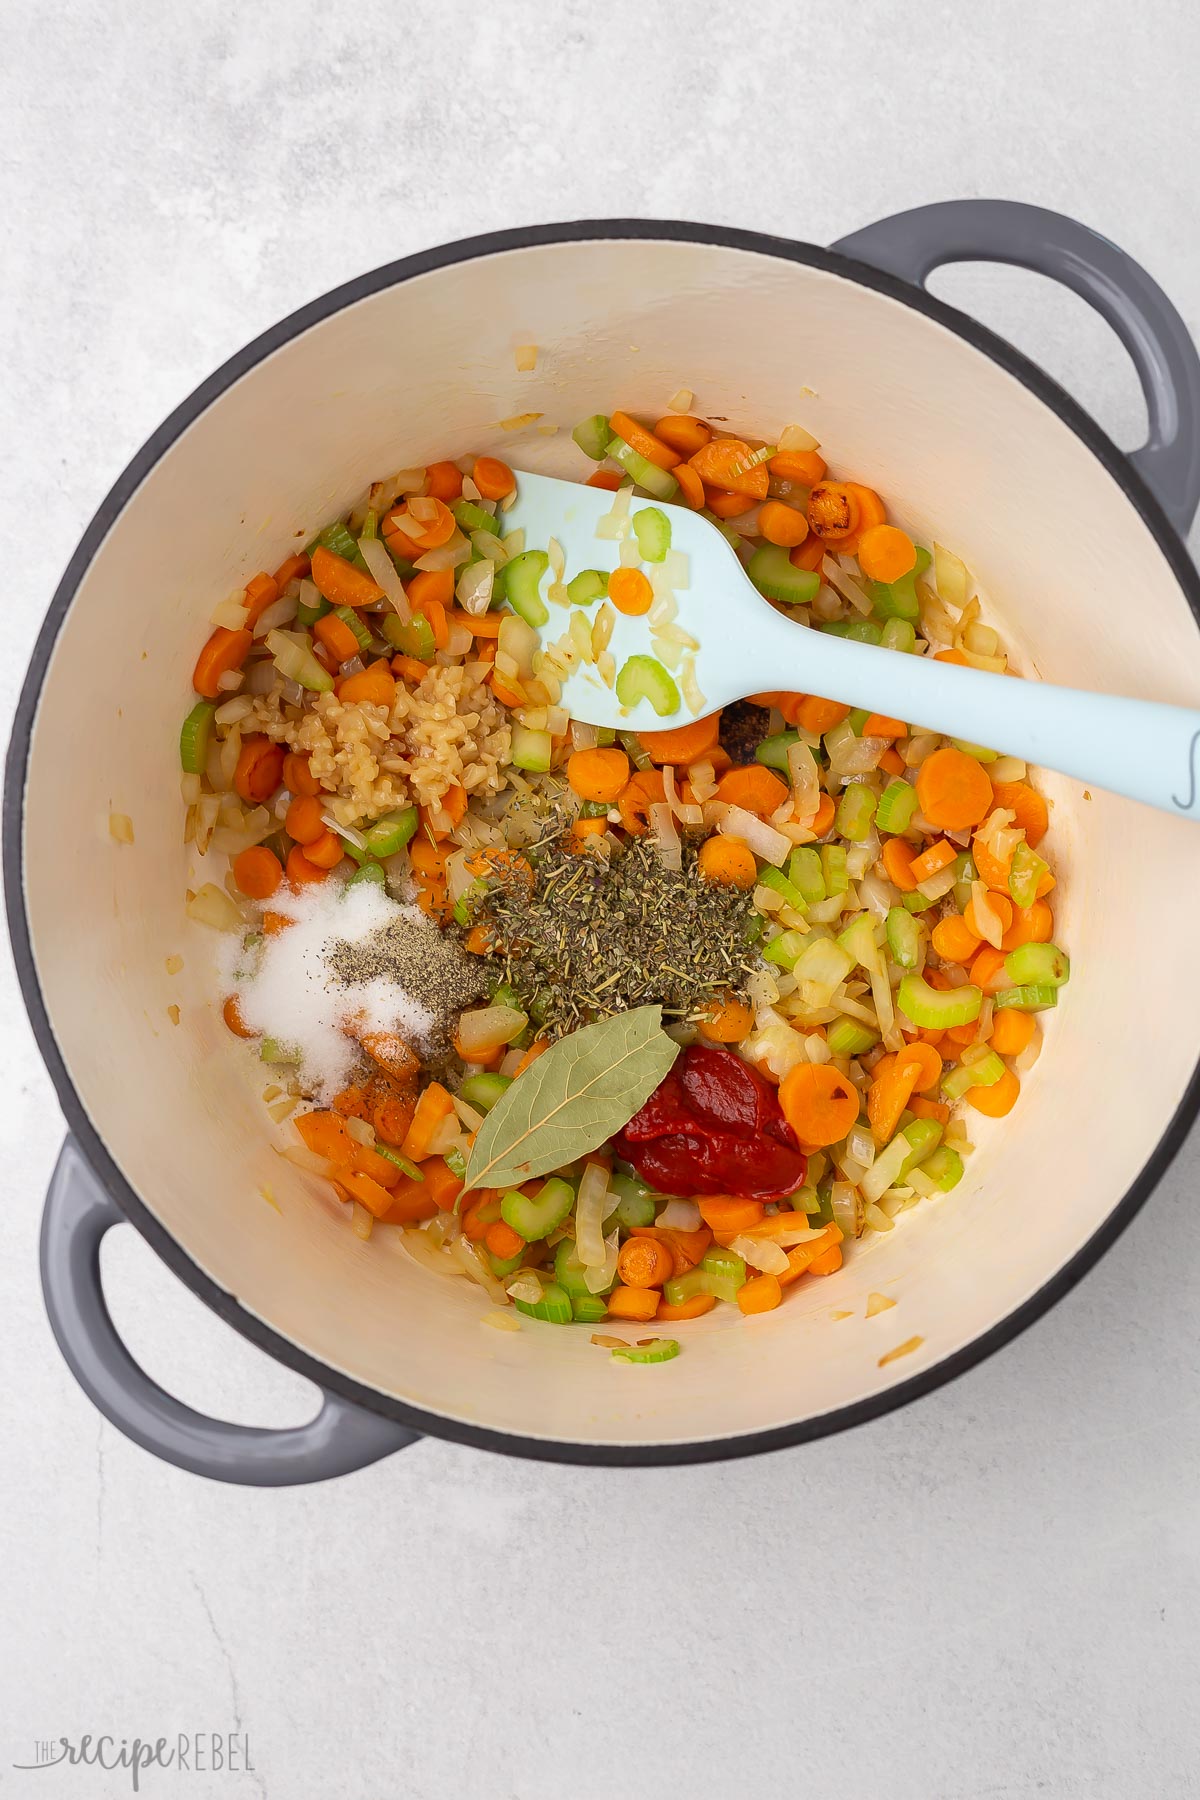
[3,4,1200,1796]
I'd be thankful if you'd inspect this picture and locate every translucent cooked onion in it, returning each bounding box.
[787,740,820,820]
[570,720,600,751]
[730,1234,789,1275]
[243,658,278,695]
[456,1005,528,1055]
[778,422,820,452]
[969,879,1005,949]
[251,592,298,638]
[506,1269,544,1304]
[661,765,703,829]
[415,531,470,572]
[585,1225,620,1295]
[822,559,873,615]
[711,801,790,866]
[656,1198,702,1231]
[185,882,243,931]
[456,558,495,616]
[680,654,706,716]
[831,735,888,777]
[214,694,255,726]
[210,596,249,630]
[444,622,474,657]
[648,802,682,871]
[933,541,970,608]
[498,612,539,677]
[575,1160,610,1267]
[216,670,244,692]
[358,536,412,620]
[402,1228,468,1279]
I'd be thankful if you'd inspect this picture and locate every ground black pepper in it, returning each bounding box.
[327,908,486,1055]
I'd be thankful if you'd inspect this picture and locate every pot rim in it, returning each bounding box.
[8,216,1200,1466]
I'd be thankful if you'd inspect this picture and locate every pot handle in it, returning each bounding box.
[40,1139,421,1485]
[832,199,1200,538]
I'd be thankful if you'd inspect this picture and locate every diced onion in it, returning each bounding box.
[576,1160,610,1267]
[514,344,538,371]
[778,422,820,452]
[108,811,135,845]
[667,388,694,411]
[415,531,471,572]
[570,721,600,751]
[251,592,299,638]
[647,802,682,871]
[216,670,245,692]
[358,536,412,620]
[210,597,249,630]
[933,542,970,608]
[214,694,255,726]
[498,613,539,677]
[823,558,873,615]
[656,1198,702,1231]
[445,622,474,656]
[185,882,243,931]
[711,801,790,866]
[456,558,495,617]
[730,1234,790,1275]
[402,1227,468,1278]
[243,659,279,695]
[680,654,706,716]
[585,1225,620,1296]
[456,1005,528,1054]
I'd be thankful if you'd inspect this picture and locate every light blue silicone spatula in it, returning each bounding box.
[501,471,1200,819]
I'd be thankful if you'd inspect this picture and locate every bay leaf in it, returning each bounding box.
[463,1005,679,1193]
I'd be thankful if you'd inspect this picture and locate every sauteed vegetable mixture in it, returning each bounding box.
[179,402,1068,1358]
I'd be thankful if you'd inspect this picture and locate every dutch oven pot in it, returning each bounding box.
[8,201,1200,1484]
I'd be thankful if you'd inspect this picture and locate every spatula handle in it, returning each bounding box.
[765,617,1200,819]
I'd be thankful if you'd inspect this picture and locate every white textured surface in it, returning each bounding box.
[3,4,1200,1796]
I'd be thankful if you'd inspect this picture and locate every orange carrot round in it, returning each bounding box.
[314,612,362,664]
[425,460,464,501]
[234,736,286,806]
[931,914,981,963]
[768,448,827,485]
[232,845,282,900]
[688,438,769,499]
[304,830,345,870]
[283,751,321,797]
[310,546,385,609]
[697,992,754,1044]
[609,411,681,470]
[653,414,712,457]
[568,746,630,803]
[657,1292,717,1322]
[287,845,328,886]
[697,835,757,889]
[338,661,397,709]
[964,888,1014,943]
[615,768,666,835]
[989,1008,1036,1057]
[966,1067,1020,1117]
[857,524,916,583]
[193,626,253,700]
[758,500,810,548]
[881,838,919,891]
[639,714,722,765]
[672,463,705,509]
[737,1273,783,1315]
[608,567,653,616]
[779,1063,859,1148]
[607,1285,662,1323]
[485,1218,526,1260]
[989,780,1049,848]
[473,456,516,500]
[222,993,257,1037]
[697,1196,765,1234]
[714,764,790,818]
[1002,899,1054,950]
[916,747,994,830]
[894,1041,943,1093]
[806,481,860,542]
[616,1237,675,1290]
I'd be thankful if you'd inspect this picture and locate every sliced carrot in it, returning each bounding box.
[705,486,757,518]
[340,1170,395,1220]
[714,764,790,819]
[777,1225,842,1286]
[395,653,433,686]
[586,470,622,491]
[639,714,721,765]
[671,462,705,508]
[934,648,969,666]
[965,888,1014,943]
[697,992,754,1044]
[421,783,468,840]
[909,1096,950,1126]
[969,944,1010,994]
[425,460,463,501]
[400,1082,456,1162]
[945,1021,979,1047]
[473,456,516,500]
[989,1008,1036,1057]
[242,571,281,628]
[880,748,905,776]
[794,695,851,734]
[295,1110,354,1162]
[283,751,321,797]
[193,626,252,700]
[608,411,681,470]
[337,660,397,709]
[697,1196,765,1234]
[779,1063,859,1148]
[688,438,770,499]
[916,747,993,831]
[381,1172,442,1225]
[930,914,981,963]
[234,736,286,805]
[653,414,712,457]
[407,567,455,610]
[285,794,325,846]
[768,448,827,486]
[232,845,282,900]
[310,546,384,609]
[399,497,456,551]
[222,994,256,1038]
[810,793,837,838]
[881,838,918,891]
[616,1237,675,1290]
[514,1035,551,1076]
[286,845,327,886]
[656,1292,717,1322]
[806,481,861,543]
[909,839,956,882]
[972,830,1015,892]
[966,1067,1020,1117]
[608,567,653,616]
[314,612,361,664]
[272,551,311,589]
[360,1031,420,1086]
[894,1041,942,1093]
[607,1285,662,1323]
[485,1218,526,1260]
[863,713,906,740]
[567,817,608,853]
[447,608,503,636]
[568,746,630,803]
[989,780,1049,848]
[867,1058,921,1144]
[628,1225,713,1277]
[303,830,344,870]
[737,1273,783,1314]
[857,525,916,584]
[758,500,810,548]
[697,835,757,889]
[1002,899,1054,950]
[808,1243,843,1276]
[790,535,825,572]
[840,482,887,553]
[615,768,666,835]
[369,1079,417,1147]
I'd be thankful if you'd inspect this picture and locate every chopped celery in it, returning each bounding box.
[511,725,553,772]
[487,1248,526,1279]
[296,594,330,627]
[885,906,921,969]
[555,1240,616,1298]
[820,843,848,896]
[847,707,871,736]
[633,506,671,562]
[868,570,920,621]
[663,1266,720,1309]
[615,655,680,717]
[789,846,827,906]
[611,1339,681,1363]
[1008,840,1050,909]
[605,434,678,501]
[875,779,919,835]
[578,799,610,818]
[363,805,418,858]
[334,605,372,652]
[902,889,937,913]
[383,612,437,660]
[748,544,821,606]
[259,1038,299,1064]
[501,1176,575,1241]
[953,739,999,762]
[512,1281,573,1324]
[836,782,877,842]
[898,1117,942,1177]
[348,862,387,888]
[698,1246,746,1304]
[920,1146,964,1192]
[443,1145,468,1181]
[756,729,800,773]
[943,1049,1006,1100]
[572,413,611,460]
[619,730,653,771]
[603,1173,657,1230]
[791,1186,822,1215]
[451,498,498,535]
[374,1143,425,1181]
[821,619,883,646]
[897,972,982,1029]
[757,865,807,912]
[265,629,334,692]
[360,509,378,540]
[308,519,358,563]
[180,701,217,774]
[1005,941,1070,987]
[827,1015,879,1058]
[504,550,550,627]
[567,569,608,608]
[792,934,856,998]
[762,929,808,969]
[571,1294,610,1324]
[993,982,1059,1012]
[460,1073,513,1113]
[881,618,917,654]
[824,719,855,763]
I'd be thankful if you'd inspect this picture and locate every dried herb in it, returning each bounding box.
[474,831,757,1038]
[463,1004,680,1192]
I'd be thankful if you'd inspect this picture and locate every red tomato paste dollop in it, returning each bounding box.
[614,1045,808,1201]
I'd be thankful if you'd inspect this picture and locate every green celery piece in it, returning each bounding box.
[511,725,553,772]
[791,1186,822,1215]
[604,1173,657,1230]
[487,1248,526,1279]
[459,1073,512,1113]
[554,1239,617,1298]
[504,550,550,627]
[885,906,922,970]
[868,570,920,621]
[748,544,820,606]
[756,729,800,773]
[615,655,680,717]
[452,498,498,534]
[307,519,358,563]
[348,862,387,888]
[992,982,1058,1012]
[698,1246,746,1304]
[788,847,826,906]
[1008,840,1049,909]
[836,782,876,842]
[567,569,608,607]
[605,434,678,501]
[512,1281,573,1324]
[633,506,671,562]
[942,1050,1006,1101]
[820,843,848,896]
[847,707,870,736]
[661,1267,712,1307]
[259,1038,299,1065]
[757,865,807,912]
[382,613,436,660]
[762,929,807,969]
[180,701,216,774]
[1005,941,1070,987]
[363,806,419,859]
[296,594,330,627]
[875,779,919,835]
[902,889,937,914]
[827,1015,879,1058]
[359,508,378,540]
[921,1146,964,1193]
[611,1339,681,1364]
[897,1118,943,1177]
[374,1143,425,1181]
[571,414,611,460]
[500,1177,575,1241]
[897,972,982,1029]
[572,1294,610,1324]
[334,605,372,652]
[618,730,653,771]
[881,619,917,653]
[821,619,883,646]
[953,739,999,762]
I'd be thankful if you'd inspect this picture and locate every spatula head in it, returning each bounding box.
[500,470,785,731]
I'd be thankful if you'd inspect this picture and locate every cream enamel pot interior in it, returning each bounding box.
[9,201,1200,1483]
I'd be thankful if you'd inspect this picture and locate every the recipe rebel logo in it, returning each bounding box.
[12,1731,255,1791]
